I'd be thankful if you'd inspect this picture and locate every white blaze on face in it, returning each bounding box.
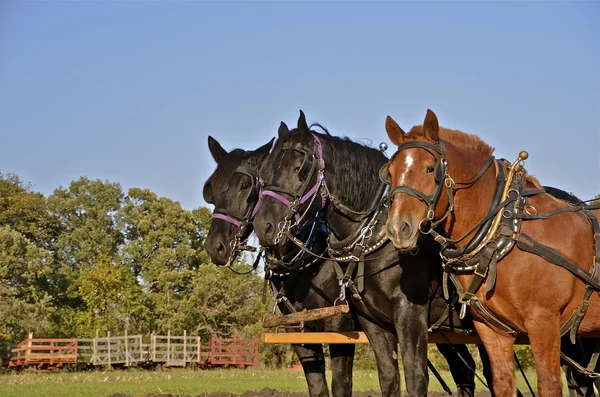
[397,153,415,185]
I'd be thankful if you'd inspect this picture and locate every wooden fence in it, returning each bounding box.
[9,334,78,367]
[7,331,259,369]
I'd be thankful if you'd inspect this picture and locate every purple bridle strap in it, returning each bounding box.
[254,134,327,225]
[211,213,242,228]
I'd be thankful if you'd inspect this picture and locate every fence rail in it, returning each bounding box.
[9,336,78,367]
[7,331,259,369]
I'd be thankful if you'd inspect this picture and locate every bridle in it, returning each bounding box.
[258,133,328,245]
[380,139,495,243]
[209,165,262,266]
[380,140,456,235]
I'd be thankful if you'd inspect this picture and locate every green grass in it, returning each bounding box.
[0,367,544,397]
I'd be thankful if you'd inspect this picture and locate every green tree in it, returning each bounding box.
[0,171,57,246]
[0,226,54,343]
[591,194,600,206]
[75,254,150,336]
[120,188,206,333]
[47,177,125,336]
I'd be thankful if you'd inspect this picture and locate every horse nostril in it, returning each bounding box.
[216,242,226,257]
[400,222,412,239]
[265,222,274,236]
[387,220,414,242]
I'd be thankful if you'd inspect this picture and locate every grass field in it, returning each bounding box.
[0,368,547,397]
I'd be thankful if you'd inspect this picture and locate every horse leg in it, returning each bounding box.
[360,319,401,397]
[329,344,355,397]
[436,343,476,397]
[526,318,563,397]
[395,303,429,397]
[473,322,516,397]
[477,344,495,396]
[292,344,329,397]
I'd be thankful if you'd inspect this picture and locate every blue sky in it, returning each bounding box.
[1,1,598,210]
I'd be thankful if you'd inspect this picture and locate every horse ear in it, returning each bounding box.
[297,110,309,132]
[208,136,228,163]
[202,179,214,203]
[423,109,439,142]
[253,137,275,163]
[278,122,290,138]
[385,116,407,146]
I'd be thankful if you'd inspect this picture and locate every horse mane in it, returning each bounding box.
[409,125,574,209]
[327,136,387,212]
[271,125,387,212]
[408,125,495,157]
[209,149,249,190]
[525,175,575,209]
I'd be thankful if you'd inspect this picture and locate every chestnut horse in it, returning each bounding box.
[383,109,600,397]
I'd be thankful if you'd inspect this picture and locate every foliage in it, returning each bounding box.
[0,171,541,371]
[591,194,600,206]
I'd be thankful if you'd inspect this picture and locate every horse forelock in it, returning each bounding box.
[211,149,250,190]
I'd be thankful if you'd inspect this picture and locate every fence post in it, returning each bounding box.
[183,330,187,366]
[167,330,171,365]
[151,333,155,362]
[125,329,129,366]
[26,332,33,365]
[107,331,111,368]
[92,330,98,365]
[197,336,201,367]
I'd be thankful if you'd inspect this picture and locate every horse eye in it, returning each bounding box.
[426,166,435,174]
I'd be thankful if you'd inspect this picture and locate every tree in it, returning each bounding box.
[0,171,58,246]
[75,254,150,336]
[120,188,207,333]
[591,194,600,206]
[46,177,125,336]
[0,226,54,343]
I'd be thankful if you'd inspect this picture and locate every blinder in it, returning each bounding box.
[378,161,391,185]
[298,153,313,182]
[203,179,214,203]
[433,162,443,182]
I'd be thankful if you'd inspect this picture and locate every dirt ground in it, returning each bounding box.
[109,390,493,397]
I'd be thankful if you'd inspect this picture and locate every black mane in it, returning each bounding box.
[325,134,387,212]
[270,124,387,213]
[208,149,249,193]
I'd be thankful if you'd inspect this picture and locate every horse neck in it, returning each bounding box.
[321,142,386,241]
[441,141,498,247]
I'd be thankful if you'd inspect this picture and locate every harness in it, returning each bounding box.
[384,139,600,349]
[210,165,262,267]
[259,134,471,336]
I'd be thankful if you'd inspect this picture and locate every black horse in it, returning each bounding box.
[251,111,493,397]
[203,136,356,397]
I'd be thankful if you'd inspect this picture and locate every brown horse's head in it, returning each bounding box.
[384,109,448,251]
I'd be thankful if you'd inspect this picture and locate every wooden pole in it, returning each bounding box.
[197,336,201,367]
[26,332,33,364]
[183,330,187,366]
[262,305,350,328]
[151,333,155,362]
[125,329,129,366]
[167,330,171,365]
[107,331,111,367]
[93,329,99,365]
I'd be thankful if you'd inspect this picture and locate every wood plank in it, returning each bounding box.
[261,332,530,345]
[261,332,369,344]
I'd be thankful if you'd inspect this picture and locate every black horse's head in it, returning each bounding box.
[203,136,273,265]
[253,110,327,250]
